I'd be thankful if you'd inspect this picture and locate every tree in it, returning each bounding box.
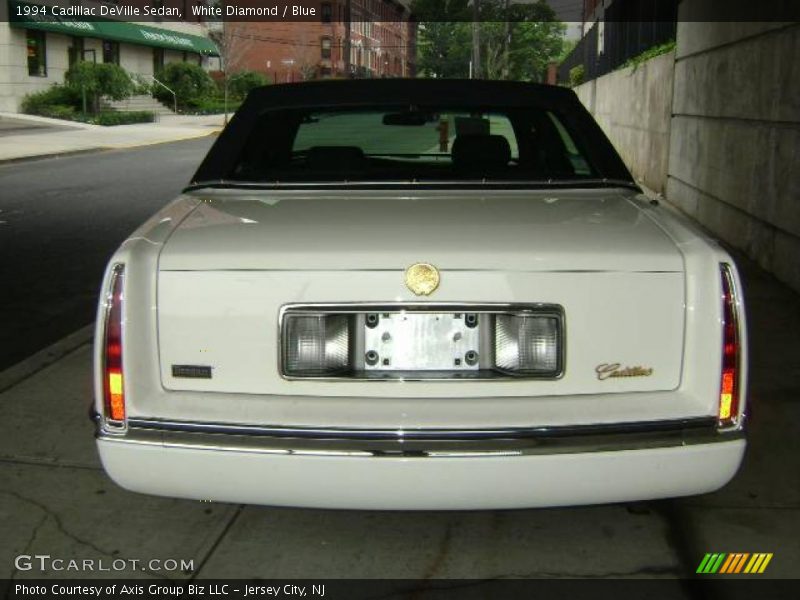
[228,70,268,99]
[65,62,134,113]
[288,30,324,81]
[154,62,216,109]
[413,0,472,78]
[206,5,255,121]
[413,0,566,82]
[416,21,473,78]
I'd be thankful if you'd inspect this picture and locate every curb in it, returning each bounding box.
[104,128,221,150]
[0,147,106,166]
[0,129,221,166]
[0,324,94,394]
[0,111,99,130]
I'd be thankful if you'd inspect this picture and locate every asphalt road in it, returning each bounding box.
[0,137,215,370]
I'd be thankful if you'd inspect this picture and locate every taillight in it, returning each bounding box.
[102,264,126,429]
[719,264,741,428]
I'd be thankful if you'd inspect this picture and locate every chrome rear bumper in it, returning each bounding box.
[96,416,743,458]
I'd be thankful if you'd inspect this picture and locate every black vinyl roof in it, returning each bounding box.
[242,78,579,109]
[191,79,634,186]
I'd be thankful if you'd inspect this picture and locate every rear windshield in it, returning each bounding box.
[229,106,597,183]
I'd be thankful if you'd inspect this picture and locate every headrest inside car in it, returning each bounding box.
[306,146,365,170]
[452,135,511,170]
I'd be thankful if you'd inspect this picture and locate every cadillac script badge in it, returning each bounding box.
[405,263,440,296]
[595,363,654,380]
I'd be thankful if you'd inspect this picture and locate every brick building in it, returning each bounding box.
[218,0,416,83]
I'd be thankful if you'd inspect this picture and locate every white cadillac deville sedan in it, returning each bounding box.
[93,80,747,509]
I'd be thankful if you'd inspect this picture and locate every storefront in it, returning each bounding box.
[1,0,219,111]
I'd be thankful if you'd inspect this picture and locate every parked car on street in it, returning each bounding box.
[93,80,746,509]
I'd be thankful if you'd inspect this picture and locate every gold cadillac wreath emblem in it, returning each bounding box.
[405,263,440,296]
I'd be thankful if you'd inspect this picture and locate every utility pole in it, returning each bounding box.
[344,0,352,77]
[502,0,511,80]
[471,0,481,79]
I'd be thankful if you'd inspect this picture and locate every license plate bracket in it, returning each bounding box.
[363,312,481,371]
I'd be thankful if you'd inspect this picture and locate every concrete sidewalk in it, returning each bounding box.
[0,250,797,582]
[0,113,224,163]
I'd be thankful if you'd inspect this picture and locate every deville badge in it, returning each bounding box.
[405,263,440,296]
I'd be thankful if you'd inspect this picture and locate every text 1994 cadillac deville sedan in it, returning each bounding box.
[93,80,746,509]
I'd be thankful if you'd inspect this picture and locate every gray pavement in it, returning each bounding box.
[0,250,797,583]
[0,116,74,136]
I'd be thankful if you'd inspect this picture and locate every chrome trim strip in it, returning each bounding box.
[184,179,641,193]
[125,416,716,440]
[96,416,744,458]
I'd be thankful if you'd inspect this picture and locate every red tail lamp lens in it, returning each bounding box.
[103,265,125,424]
[719,264,741,426]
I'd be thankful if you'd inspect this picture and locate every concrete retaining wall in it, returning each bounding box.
[573,18,800,294]
[667,20,800,294]
[574,50,675,194]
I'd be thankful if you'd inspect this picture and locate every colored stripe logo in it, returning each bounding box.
[696,553,773,574]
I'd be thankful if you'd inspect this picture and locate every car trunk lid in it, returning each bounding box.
[158,189,683,272]
[152,188,686,409]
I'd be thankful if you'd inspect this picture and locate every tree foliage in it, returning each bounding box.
[154,62,216,107]
[568,64,585,87]
[21,84,82,115]
[227,70,268,99]
[413,0,566,82]
[206,16,256,118]
[620,40,676,70]
[66,62,134,100]
[65,62,134,112]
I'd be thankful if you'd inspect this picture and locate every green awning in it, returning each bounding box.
[9,1,219,55]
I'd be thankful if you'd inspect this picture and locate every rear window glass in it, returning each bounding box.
[230,106,598,183]
[292,111,520,160]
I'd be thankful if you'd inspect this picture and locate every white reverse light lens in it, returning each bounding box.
[284,315,351,375]
[494,314,560,375]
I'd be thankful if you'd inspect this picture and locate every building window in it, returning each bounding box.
[103,40,120,64]
[68,36,84,68]
[153,48,165,75]
[26,30,47,77]
[321,2,332,22]
[321,37,332,59]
